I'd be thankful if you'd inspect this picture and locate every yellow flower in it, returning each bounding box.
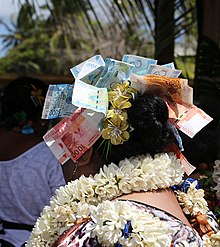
[31,84,45,105]
[106,106,128,122]
[102,118,130,145]
[101,81,137,146]
[108,81,137,110]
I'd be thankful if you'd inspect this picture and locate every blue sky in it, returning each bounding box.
[0,0,19,57]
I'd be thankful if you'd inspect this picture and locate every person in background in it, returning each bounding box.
[0,76,66,247]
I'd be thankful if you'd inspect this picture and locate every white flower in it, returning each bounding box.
[27,153,184,246]
[91,201,173,247]
[212,160,220,200]
[203,231,220,247]
[76,202,90,218]
[176,181,208,215]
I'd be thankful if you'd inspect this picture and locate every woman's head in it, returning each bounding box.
[95,93,173,164]
[71,93,173,180]
[1,76,48,131]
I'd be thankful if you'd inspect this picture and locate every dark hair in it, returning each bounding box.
[1,76,47,130]
[96,94,173,164]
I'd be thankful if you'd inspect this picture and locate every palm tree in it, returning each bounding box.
[0,2,35,51]
[0,0,197,75]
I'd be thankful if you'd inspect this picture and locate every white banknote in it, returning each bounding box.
[72,79,108,115]
[70,55,105,79]
[147,64,182,78]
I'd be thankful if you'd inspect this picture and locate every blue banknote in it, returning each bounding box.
[122,54,157,75]
[146,64,182,77]
[162,62,175,69]
[42,84,77,119]
[95,58,134,89]
[70,55,105,79]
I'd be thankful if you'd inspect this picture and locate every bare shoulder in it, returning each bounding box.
[117,189,191,227]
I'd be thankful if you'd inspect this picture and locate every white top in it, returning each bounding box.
[0,141,66,246]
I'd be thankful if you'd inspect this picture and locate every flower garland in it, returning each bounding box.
[212,160,220,202]
[27,153,183,246]
[90,201,173,246]
[175,180,209,216]
[102,81,137,146]
[195,160,220,224]
[202,231,220,247]
[174,179,220,247]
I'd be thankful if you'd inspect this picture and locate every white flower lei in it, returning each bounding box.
[212,160,220,200]
[91,200,173,246]
[27,153,184,246]
[203,231,220,247]
[175,181,209,216]
[175,180,220,247]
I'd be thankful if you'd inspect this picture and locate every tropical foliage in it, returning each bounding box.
[0,0,197,76]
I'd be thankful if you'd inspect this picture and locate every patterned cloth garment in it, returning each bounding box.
[52,200,203,247]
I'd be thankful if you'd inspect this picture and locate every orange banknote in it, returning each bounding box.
[131,74,193,107]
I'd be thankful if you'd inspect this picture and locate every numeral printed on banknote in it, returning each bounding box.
[42,84,77,119]
[44,108,103,162]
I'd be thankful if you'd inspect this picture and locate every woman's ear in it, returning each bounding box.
[77,147,93,167]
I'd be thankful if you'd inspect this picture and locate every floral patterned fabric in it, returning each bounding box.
[52,200,203,247]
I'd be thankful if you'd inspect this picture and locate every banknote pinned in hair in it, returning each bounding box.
[42,84,77,119]
[80,65,104,86]
[122,54,157,76]
[168,103,213,138]
[130,74,193,117]
[161,62,175,69]
[43,118,71,164]
[146,64,182,78]
[70,55,105,80]
[44,108,103,162]
[167,143,196,176]
[95,58,135,89]
[72,79,108,115]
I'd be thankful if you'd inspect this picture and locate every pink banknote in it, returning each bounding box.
[169,103,213,138]
[43,118,71,164]
[44,108,103,162]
